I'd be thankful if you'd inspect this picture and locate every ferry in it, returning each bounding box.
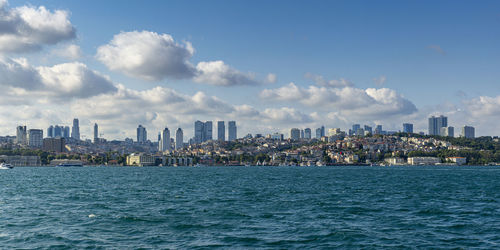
[0,163,13,169]
[57,162,84,167]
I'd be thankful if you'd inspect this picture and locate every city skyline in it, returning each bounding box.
[0,0,499,140]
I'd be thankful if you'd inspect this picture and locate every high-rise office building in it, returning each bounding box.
[440,126,454,137]
[204,121,213,141]
[194,120,204,144]
[352,124,361,133]
[217,121,225,141]
[316,128,322,138]
[176,128,183,150]
[54,125,62,138]
[304,128,311,139]
[137,125,147,143]
[94,123,98,143]
[228,121,237,141]
[290,128,300,140]
[28,129,43,148]
[320,126,325,137]
[403,123,414,133]
[300,129,304,139]
[16,126,27,145]
[329,128,341,136]
[428,115,447,136]
[47,125,54,138]
[71,118,80,140]
[461,126,475,139]
[364,125,373,135]
[160,127,170,151]
[375,125,383,135]
[63,126,70,138]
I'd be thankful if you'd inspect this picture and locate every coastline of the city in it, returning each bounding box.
[3,115,498,168]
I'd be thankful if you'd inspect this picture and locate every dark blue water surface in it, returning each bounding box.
[1,166,499,248]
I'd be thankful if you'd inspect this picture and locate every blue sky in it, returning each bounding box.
[2,0,500,139]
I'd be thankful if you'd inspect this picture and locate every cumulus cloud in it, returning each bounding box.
[52,44,81,60]
[194,60,258,86]
[259,82,417,119]
[0,57,116,98]
[261,107,313,124]
[304,73,353,88]
[0,1,76,52]
[96,30,196,81]
[96,30,269,86]
[266,73,277,84]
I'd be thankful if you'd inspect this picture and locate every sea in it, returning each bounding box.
[0,166,499,249]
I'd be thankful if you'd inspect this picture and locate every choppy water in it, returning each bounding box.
[0,166,499,248]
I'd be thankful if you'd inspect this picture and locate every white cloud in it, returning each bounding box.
[0,57,117,99]
[266,73,277,84]
[0,1,76,52]
[304,73,353,88]
[96,30,268,86]
[96,30,196,81]
[194,60,258,86]
[52,44,81,60]
[259,82,417,119]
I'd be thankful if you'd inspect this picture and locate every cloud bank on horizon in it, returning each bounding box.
[0,0,498,139]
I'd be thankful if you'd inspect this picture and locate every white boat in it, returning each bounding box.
[0,163,13,169]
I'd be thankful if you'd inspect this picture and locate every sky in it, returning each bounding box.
[1,0,500,140]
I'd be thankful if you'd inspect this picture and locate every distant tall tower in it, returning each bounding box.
[16,125,27,145]
[176,128,183,150]
[204,121,213,141]
[194,121,204,144]
[403,123,413,133]
[228,121,237,141]
[63,126,70,138]
[93,123,98,143]
[160,127,170,151]
[47,125,54,138]
[71,118,80,140]
[304,128,311,139]
[428,115,447,136]
[137,125,147,143]
[217,121,225,141]
[54,125,62,138]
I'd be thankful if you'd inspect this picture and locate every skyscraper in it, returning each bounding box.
[290,128,300,140]
[94,123,98,143]
[428,115,447,136]
[28,129,43,148]
[47,125,54,138]
[176,128,183,150]
[71,118,80,140]
[228,121,237,141]
[217,121,225,141]
[315,128,322,138]
[137,125,147,143]
[375,125,383,135]
[63,126,70,138]
[54,125,62,138]
[204,121,213,141]
[403,123,413,133]
[364,125,373,135]
[16,126,27,145]
[440,126,454,137]
[194,121,204,144]
[304,128,311,139]
[160,127,170,151]
[320,126,325,137]
[461,126,475,139]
